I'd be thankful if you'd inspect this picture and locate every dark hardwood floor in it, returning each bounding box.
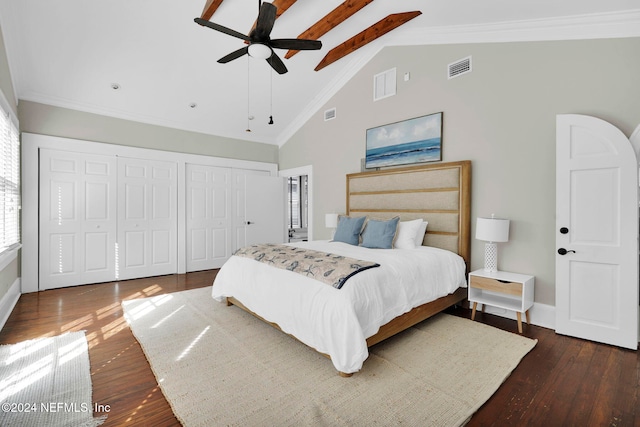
[447,306,639,427]
[1,271,638,426]
[0,271,217,426]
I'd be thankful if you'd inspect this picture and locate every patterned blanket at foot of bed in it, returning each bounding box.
[233,243,380,289]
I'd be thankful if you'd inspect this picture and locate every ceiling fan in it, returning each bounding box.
[194,1,322,74]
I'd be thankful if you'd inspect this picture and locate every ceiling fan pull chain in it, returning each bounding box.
[269,67,274,125]
[246,56,251,132]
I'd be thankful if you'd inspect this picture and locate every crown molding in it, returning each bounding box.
[393,9,640,46]
[276,9,640,147]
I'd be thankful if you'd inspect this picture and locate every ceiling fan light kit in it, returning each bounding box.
[248,43,272,60]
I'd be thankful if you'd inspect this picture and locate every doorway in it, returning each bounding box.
[279,166,314,242]
[287,175,308,242]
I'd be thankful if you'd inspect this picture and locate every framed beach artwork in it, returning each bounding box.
[365,112,443,169]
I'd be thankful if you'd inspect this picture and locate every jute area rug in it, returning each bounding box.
[0,331,105,427]
[123,287,536,427]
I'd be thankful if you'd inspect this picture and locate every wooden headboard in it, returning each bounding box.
[346,160,471,268]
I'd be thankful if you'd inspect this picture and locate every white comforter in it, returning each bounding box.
[211,240,466,374]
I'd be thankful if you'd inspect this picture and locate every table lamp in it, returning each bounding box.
[476,214,510,272]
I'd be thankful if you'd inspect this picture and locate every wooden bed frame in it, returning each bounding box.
[227,160,472,376]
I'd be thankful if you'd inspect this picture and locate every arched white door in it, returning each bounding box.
[556,114,638,349]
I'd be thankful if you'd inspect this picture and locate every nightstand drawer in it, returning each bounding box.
[469,275,522,296]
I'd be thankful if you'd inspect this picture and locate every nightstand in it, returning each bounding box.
[468,269,534,333]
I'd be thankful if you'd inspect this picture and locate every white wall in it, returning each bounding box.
[279,37,640,308]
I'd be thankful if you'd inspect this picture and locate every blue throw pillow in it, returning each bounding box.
[333,215,367,245]
[361,217,400,249]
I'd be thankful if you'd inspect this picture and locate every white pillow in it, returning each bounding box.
[394,219,423,249]
[414,221,428,246]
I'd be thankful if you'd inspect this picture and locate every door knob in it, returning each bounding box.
[558,248,576,255]
[245,221,253,225]
[559,227,569,234]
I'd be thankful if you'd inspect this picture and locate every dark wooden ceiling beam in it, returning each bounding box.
[285,0,375,59]
[200,0,224,21]
[272,0,298,19]
[315,11,422,72]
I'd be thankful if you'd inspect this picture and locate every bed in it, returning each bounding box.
[212,160,471,376]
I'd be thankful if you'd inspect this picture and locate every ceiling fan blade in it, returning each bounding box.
[194,18,250,42]
[217,46,249,63]
[252,2,277,41]
[266,52,288,74]
[270,38,322,51]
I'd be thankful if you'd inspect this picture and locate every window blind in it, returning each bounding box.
[0,104,20,254]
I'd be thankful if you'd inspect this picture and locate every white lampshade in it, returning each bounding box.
[325,213,339,228]
[248,43,272,59]
[476,217,510,243]
[476,215,510,272]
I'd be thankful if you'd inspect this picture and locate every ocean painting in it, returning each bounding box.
[365,112,442,168]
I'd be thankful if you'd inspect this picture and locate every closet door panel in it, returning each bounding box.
[118,157,177,280]
[232,169,285,250]
[186,164,232,271]
[152,230,171,264]
[212,228,228,259]
[39,149,117,289]
[85,232,109,271]
[86,182,110,220]
[47,233,75,274]
[190,228,207,262]
[124,231,145,268]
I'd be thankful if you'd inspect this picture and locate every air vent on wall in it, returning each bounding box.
[324,107,336,121]
[373,68,397,101]
[448,56,472,79]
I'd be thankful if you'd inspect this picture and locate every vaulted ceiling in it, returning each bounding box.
[0,1,638,146]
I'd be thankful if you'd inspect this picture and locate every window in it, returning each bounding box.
[0,98,20,254]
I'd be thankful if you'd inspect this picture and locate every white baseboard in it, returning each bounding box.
[0,278,21,332]
[479,301,556,331]
[477,302,640,345]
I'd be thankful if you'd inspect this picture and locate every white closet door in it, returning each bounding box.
[117,157,177,280]
[232,169,268,251]
[244,175,286,246]
[186,164,232,271]
[232,169,286,251]
[39,149,117,289]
